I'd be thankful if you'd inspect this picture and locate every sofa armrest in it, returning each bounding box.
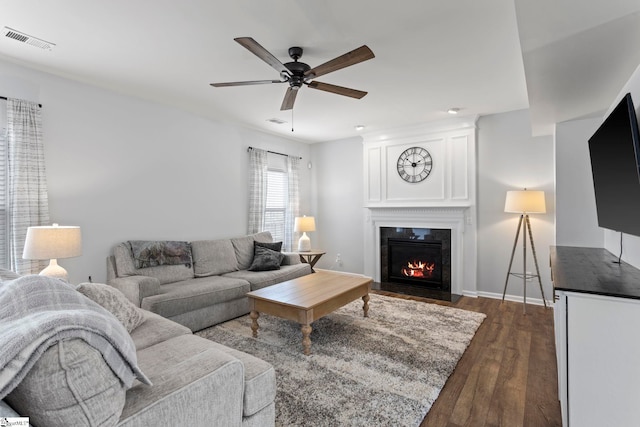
[107,275,161,307]
[281,252,302,265]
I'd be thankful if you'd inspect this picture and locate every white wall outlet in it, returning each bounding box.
[335,253,343,267]
[526,271,533,281]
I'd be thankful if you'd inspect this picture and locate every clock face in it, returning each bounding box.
[397,147,433,183]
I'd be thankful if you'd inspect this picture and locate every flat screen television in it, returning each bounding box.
[588,93,640,236]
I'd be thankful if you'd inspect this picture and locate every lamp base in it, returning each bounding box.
[39,259,68,282]
[298,232,311,252]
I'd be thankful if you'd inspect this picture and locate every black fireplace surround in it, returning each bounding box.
[380,227,451,293]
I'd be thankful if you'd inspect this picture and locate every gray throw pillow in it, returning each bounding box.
[76,283,145,333]
[248,246,285,271]
[255,240,283,252]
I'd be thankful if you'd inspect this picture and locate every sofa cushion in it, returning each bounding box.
[120,334,244,426]
[5,339,126,427]
[231,231,273,270]
[191,239,239,277]
[130,310,192,351]
[140,276,250,319]
[248,246,284,272]
[204,341,276,417]
[114,243,194,285]
[76,282,145,333]
[0,268,20,281]
[223,263,312,291]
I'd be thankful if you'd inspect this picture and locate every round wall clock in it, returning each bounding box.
[396,147,433,183]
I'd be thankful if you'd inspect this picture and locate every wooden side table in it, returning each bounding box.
[296,250,326,272]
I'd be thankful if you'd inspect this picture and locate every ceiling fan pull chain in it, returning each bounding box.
[291,109,294,132]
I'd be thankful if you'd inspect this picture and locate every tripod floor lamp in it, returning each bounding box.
[502,189,548,313]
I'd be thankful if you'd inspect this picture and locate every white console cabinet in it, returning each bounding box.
[551,246,640,427]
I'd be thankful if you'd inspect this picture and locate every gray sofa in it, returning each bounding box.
[107,231,312,331]
[1,302,276,426]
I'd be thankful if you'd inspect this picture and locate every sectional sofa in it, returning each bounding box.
[1,232,311,426]
[106,231,312,331]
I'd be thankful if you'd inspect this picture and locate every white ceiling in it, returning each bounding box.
[1,0,639,143]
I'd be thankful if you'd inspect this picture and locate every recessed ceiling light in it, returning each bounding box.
[447,108,460,115]
[355,125,365,131]
[266,118,287,125]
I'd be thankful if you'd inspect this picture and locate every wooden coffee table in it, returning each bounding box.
[247,270,372,355]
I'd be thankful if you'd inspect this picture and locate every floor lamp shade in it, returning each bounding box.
[504,190,546,214]
[294,216,316,252]
[22,224,82,281]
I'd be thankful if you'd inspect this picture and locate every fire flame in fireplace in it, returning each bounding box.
[401,260,436,278]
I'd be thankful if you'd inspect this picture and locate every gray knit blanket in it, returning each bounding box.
[0,275,151,399]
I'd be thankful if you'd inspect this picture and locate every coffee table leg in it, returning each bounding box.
[250,311,260,338]
[301,324,312,355]
[362,294,370,317]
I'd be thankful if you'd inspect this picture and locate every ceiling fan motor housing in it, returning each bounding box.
[285,47,311,89]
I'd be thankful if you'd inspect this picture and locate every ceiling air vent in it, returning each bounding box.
[266,118,287,125]
[2,27,55,50]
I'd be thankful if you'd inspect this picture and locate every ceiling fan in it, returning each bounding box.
[210,37,375,111]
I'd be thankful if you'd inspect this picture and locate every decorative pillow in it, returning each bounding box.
[76,283,145,333]
[255,240,283,252]
[248,246,285,271]
[5,338,126,427]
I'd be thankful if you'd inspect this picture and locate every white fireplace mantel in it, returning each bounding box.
[362,119,478,296]
[363,206,476,296]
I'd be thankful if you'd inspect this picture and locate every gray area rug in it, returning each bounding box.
[196,294,486,426]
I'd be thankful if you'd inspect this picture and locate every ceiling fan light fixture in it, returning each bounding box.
[447,107,460,115]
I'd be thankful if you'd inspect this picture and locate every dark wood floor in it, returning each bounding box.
[373,291,562,427]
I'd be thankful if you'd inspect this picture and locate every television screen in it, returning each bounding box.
[588,93,640,236]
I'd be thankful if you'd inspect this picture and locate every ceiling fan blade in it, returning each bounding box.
[210,80,283,87]
[235,37,291,76]
[304,45,374,79]
[307,81,367,99]
[280,87,299,110]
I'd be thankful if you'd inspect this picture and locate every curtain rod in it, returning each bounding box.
[247,146,302,159]
[0,96,42,108]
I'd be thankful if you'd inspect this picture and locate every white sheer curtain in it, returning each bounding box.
[284,155,300,252]
[247,147,268,234]
[7,98,50,274]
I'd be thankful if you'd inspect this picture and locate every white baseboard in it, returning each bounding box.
[472,290,553,308]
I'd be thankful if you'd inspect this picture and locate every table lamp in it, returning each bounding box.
[294,216,316,252]
[22,223,82,281]
[502,189,548,313]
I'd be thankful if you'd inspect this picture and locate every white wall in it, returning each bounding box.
[555,116,603,247]
[476,110,555,302]
[309,136,364,272]
[311,110,555,303]
[0,59,311,284]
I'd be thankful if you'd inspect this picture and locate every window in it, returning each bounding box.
[264,168,287,243]
[0,109,7,269]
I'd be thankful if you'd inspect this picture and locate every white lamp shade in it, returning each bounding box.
[294,216,316,232]
[504,190,546,214]
[23,225,82,260]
